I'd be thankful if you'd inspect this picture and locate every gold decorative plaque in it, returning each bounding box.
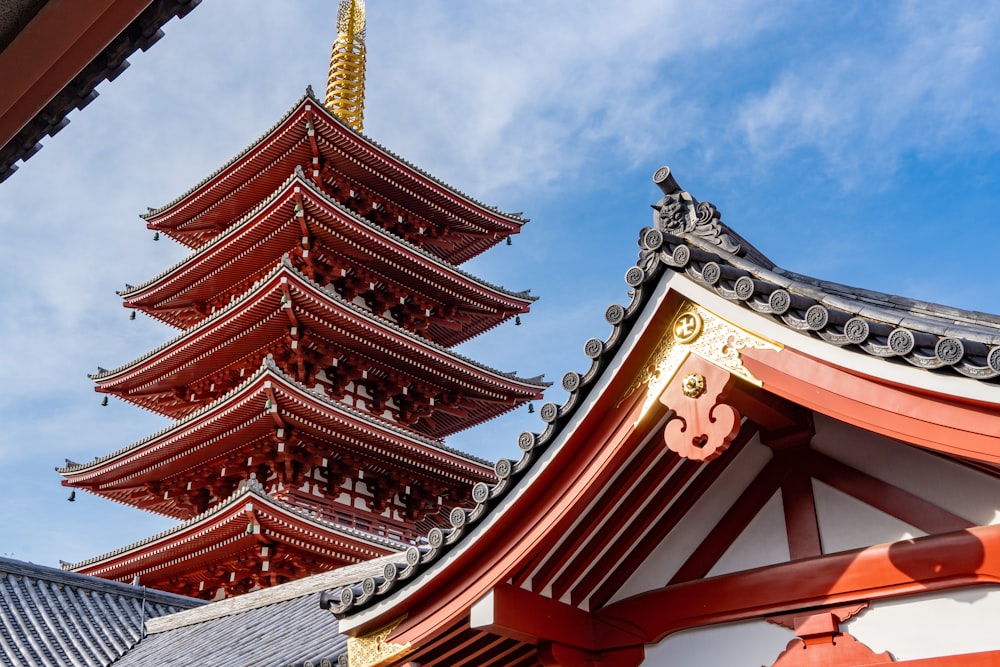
[629,302,781,422]
[348,615,412,667]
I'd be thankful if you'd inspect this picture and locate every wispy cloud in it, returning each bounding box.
[366,0,785,198]
[737,3,1000,185]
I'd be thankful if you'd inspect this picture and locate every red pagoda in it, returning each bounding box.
[58,6,544,598]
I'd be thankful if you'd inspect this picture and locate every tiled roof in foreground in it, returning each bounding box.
[114,556,396,667]
[325,166,1000,616]
[0,556,202,667]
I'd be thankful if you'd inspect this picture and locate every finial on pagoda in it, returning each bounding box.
[325,0,366,132]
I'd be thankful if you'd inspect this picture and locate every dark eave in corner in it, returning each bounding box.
[0,0,201,183]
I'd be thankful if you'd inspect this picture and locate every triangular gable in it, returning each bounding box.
[324,167,1000,667]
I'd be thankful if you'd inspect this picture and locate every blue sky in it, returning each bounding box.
[2,1,1000,568]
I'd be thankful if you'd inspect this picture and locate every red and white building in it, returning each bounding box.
[59,91,546,599]
[325,167,1000,667]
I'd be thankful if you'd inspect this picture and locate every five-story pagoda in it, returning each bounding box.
[58,1,545,600]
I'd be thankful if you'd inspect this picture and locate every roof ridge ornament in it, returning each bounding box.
[651,166,772,267]
[325,0,366,132]
[652,166,740,256]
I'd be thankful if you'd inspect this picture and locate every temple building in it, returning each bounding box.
[58,0,545,599]
[322,167,1000,667]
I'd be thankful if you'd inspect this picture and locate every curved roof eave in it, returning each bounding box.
[66,479,406,574]
[64,359,496,483]
[324,167,1000,626]
[123,172,534,320]
[99,260,547,398]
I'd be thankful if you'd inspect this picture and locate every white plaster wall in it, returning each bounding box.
[846,586,1000,661]
[706,490,790,578]
[612,438,772,603]
[811,413,1000,526]
[812,479,925,554]
[641,618,793,666]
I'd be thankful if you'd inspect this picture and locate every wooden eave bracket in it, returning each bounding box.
[263,385,286,429]
[656,354,811,462]
[470,583,645,653]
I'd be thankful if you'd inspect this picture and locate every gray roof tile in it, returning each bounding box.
[114,557,393,667]
[0,557,202,667]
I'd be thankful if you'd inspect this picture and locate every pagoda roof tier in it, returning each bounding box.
[122,172,534,344]
[64,360,496,519]
[143,90,526,263]
[66,479,403,599]
[98,261,546,432]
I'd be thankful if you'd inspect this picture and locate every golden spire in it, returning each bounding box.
[325,0,366,132]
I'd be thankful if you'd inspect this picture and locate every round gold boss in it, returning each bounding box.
[681,373,706,398]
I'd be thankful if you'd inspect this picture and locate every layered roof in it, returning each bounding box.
[66,478,403,591]
[123,172,534,342]
[0,556,202,666]
[64,359,496,517]
[320,168,1000,657]
[95,261,545,433]
[144,90,526,263]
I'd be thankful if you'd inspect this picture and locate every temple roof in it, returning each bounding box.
[113,557,398,667]
[143,90,526,263]
[64,360,495,516]
[66,478,403,584]
[0,555,202,666]
[122,171,534,342]
[0,0,200,183]
[323,167,1000,621]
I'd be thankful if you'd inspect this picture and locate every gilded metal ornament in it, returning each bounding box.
[347,615,412,667]
[326,0,367,131]
[681,373,706,398]
[629,301,781,422]
[673,312,703,344]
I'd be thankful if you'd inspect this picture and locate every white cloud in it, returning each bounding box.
[365,0,785,198]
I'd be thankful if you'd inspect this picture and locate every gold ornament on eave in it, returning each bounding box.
[325,0,366,132]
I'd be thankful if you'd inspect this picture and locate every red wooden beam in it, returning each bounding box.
[586,423,756,608]
[742,347,1000,463]
[471,583,642,651]
[781,450,822,560]
[668,451,791,584]
[596,522,1000,649]
[549,443,680,601]
[527,424,676,593]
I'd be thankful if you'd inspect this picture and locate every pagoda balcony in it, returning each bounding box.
[64,359,496,520]
[97,261,546,434]
[64,479,404,599]
[123,171,534,345]
[143,90,525,264]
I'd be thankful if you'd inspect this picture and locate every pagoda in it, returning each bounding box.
[58,0,545,600]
